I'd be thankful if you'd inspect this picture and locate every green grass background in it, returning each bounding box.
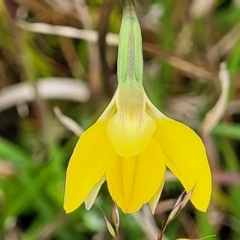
[0,0,240,239]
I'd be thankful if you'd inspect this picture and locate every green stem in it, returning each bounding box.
[117,0,143,84]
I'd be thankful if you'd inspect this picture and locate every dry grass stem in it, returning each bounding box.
[0,78,90,112]
[202,63,230,136]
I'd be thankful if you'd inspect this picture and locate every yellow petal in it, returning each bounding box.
[85,176,105,210]
[107,111,156,157]
[153,117,212,212]
[105,139,165,213]
[64,121,108,213]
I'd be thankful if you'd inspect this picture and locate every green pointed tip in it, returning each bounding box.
[122,0,135,8]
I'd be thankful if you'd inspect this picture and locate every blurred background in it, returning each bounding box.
[0,0,240,239]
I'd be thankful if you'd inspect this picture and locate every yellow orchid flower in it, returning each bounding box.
[64,0,212,214]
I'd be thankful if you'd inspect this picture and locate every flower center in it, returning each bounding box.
[106,83,156,157]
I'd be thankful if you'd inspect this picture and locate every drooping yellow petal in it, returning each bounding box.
[153,117,212,212]
[105,139,165,213]
[107,83,156,157]
[64,121,108,213]
[190,162,212,212]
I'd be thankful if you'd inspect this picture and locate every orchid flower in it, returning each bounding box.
[64,0,212,214]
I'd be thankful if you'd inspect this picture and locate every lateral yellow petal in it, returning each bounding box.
[190,162,212,212]
[153,117,212,212]
[106,139,165,213]
[64,121,108,213]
